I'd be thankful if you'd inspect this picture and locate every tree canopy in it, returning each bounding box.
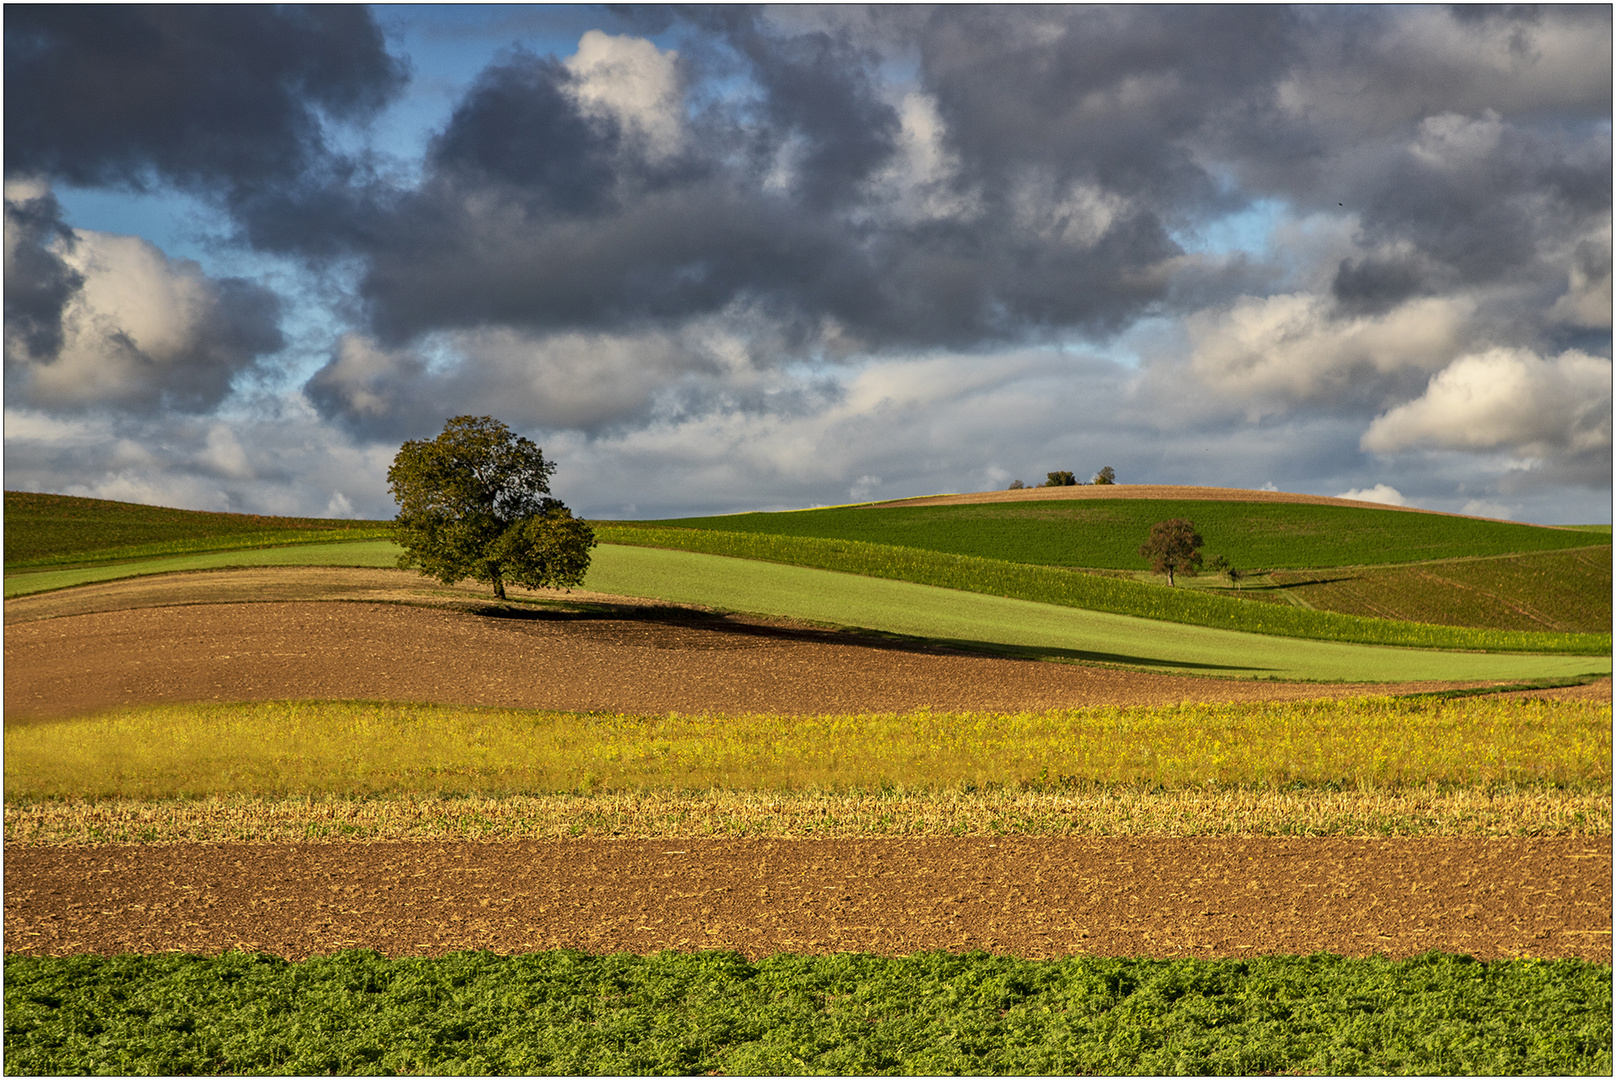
[1043,470,1077,487]
[1092,466,1116,485]
[1138,518,1203,586]
[387,415,596,599]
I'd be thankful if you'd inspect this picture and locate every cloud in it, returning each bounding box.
[4,6,406,197]
[3,398,397,518]
[1361,347,1612,464]
[1183,292,1474,411]
[4,185,284,414]
[1461,499,1513,521]
[563,30,685,164]
[1334,483,1406,507]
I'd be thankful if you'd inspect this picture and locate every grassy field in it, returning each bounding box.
[1259,547,1612,632]
[8,949,1608,1076]
[2,540,402,598]
[595,526,1611,653]
[643,500,1601,570]
[582,545,1609,680]
[3,492,388,569]
[6,540,1607,680]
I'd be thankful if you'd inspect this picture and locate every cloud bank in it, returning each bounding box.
[3,5,1610,523]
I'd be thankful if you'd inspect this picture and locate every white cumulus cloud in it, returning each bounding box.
[1334,483,1407,507]
[1361,347,1612,460]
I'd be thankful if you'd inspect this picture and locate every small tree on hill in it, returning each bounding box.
[388,415,596,600]
[1007,479,1026,490]
[1043,470,1077,487]
[1092,465,1116,485]
[1139,518,1203,586]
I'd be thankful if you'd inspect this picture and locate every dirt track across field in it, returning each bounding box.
[5,837,1608,963]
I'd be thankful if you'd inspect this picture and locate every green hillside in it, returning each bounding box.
[644,500,1597,571]
[3,492,389,569]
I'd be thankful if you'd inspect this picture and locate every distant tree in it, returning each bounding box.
[1138,518,1203,586]
[1207,552,1243,586]
[387,415,596,600]
[1043,470,1077,487]
[1007,479,1026,490]
[1092,465,1116,485]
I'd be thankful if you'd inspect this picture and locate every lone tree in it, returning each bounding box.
[1043,470,1078,487]
[1092,465,1116,485]
[1138,518,1203,586]
[388,415,596,600]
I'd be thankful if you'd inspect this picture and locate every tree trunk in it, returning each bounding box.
[1166,565,1175,586]
[492,570,506,600]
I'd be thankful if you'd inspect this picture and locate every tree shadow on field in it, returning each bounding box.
[464,597,1269,672]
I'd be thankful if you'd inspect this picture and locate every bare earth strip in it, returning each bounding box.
[5,595,1537,720]
[6,568,1589,720]
[874,483,1530,523]
[5,837,1608,963]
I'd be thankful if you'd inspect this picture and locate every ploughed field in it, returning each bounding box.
[4,488,1611,1074]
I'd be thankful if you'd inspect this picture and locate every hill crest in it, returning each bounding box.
[867,484,1525,523]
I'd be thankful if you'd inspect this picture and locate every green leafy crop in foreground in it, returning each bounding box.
[5,950,1609,1076]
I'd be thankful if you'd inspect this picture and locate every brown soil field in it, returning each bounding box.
[5,837,1608,962]
[876,483,1499,517]
[2,568,1571,719]
[5,568,1608,964]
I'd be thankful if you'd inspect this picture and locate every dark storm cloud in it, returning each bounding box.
[907,5,1300,215]
[316,7,1209,358]
[714,8,903,210]
[428,50,621,213]
[4,5,406,196]
[2,187,83,359]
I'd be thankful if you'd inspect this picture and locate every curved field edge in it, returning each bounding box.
[596,525,1611,655]
[7,543,1609,683]
[582,546,1610,682]
[6,950,1610,1077]
[3,490,387,569]
[3,539,404,598]
[643,497,1602,570]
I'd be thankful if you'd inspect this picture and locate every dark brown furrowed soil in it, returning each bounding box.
[3,567,1568,720]
[6,599,1536,721]
[6,837,1608,962]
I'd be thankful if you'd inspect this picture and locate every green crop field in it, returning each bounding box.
[643,499,1600,571]
[2,540,402,598]
[581,546,1609,680]
[594,526,1611,653]
[3,492,388,569]
[5,950,1608,1076]
[1261,548,1612,633]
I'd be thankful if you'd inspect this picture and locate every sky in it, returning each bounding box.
[4,5,1612,524]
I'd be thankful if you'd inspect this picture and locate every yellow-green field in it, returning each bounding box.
[8,695,1608,845]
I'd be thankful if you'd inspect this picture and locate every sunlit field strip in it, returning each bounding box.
[8,696,1607,804]
[8,786,1608,847]
[2,539,401,597]
[595,525,1611,653]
